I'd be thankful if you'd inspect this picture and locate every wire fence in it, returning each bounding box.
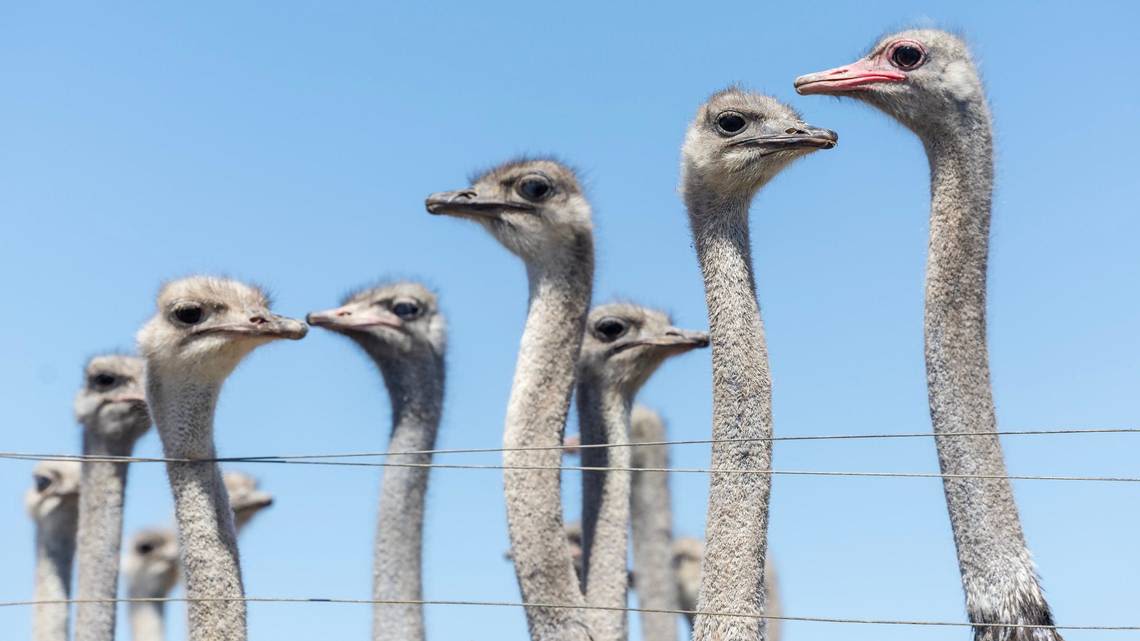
[2,596,1137,632]
[3,426,1138,482]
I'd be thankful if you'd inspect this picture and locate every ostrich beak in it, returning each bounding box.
[306,304,402,332]
[731,124,838,152]
[613,328,710,355]
[794,58,906,95]
[425,189,534,218]
[196,312,308,341]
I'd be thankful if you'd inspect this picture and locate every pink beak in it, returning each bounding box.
[794,57,906,95]
[306,304,402,331]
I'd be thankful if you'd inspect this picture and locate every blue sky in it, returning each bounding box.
[2,2,1138,639]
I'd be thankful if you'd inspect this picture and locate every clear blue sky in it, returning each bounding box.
[2,2,1138,640]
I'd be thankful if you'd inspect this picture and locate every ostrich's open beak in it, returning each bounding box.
[425,189,534,218]
[306,305,402,331]
[795,58,906,95]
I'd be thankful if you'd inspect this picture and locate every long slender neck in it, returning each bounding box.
[576,377,631,641]
[685,189,774,641]
[628,417,679,641]
[505,251,594,641]
[921,109,1058,640]
[366,347,445,641]
[74,430,135,641]
[147,375,246,641]
[128,601,166,641]
[32,509,78,641]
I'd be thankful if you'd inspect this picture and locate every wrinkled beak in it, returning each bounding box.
[306,304,402,332]
[794,58,906,95]
[733,124,838,152]
[425,189,533,218]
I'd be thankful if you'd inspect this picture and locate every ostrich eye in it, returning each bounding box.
[715,112,747,135]
[33,474,51,493]
[173,304,204,325]
[517,176,553,201]
[890,43,925,69]
[391,300,422,320]
[594,317,629,342]
[136,542,155,555]
[91,373,117,389]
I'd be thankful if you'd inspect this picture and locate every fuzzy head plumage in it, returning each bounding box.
[578,303,708,398]
[25,460,81,522]
[137,276,307,383]
[795,29,985,135]
[426,158,593,265]
[307,281,446,360]
[681,88,837,201]
[124,528,180,598]
[74,354,151,444]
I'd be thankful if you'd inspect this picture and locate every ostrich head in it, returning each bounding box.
[124,529,180,598]
[137,276,307,382]
[307,281,446,360]
[222,471,274,531]
[74,354,151,443]
[681,88,836,201]
[25,460,81,522]
[425,158,592,265]
[672,536,704,610]
[578,303,708,398]
[794,29,984,134]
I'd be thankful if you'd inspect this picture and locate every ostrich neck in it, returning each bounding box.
[147,376,246,641]
[128,601,167,641]
[576,379,631,641]
[505,251,594,641]
[366,349,445,641]
[33,510,78,641]
[74,430,135,641]
[628,419,679,641]
[923,114,1058,638]
[686,192,774,641]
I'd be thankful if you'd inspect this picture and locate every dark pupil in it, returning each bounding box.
[892,45,922,68]
[717,114,746,133]
[93,374,116,387]
[137,543,155,555]
[598,320,625,338]
[174,306,203,324]
[34,475,51,493]
[520,179,550,200]
[392,302,419,319]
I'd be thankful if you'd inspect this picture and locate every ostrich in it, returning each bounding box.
[124,481,274,641]
[426,158,595,641]
[222,471,274,532]
[671,538,781,641]
[680,87,835,641]
[25,460,81,641]
[73,354,152,641]
[123,529,180,641]
[576,303,708,640]
[628,406,679,641]
[136,276,307,641]
[795,30,1061,641]
[307,281,446,641]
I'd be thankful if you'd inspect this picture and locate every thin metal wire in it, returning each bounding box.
[7,427,1136,465]
[1,596,1135,631]
[1,451,1136,482]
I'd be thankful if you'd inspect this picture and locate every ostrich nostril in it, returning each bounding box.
[449,189,477,203]
[250,315,268,325]
[786,128,808,135]
[336,310,351,317]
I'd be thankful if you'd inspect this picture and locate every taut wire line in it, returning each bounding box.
[0,596,1136,632]
[0,451,1136,483]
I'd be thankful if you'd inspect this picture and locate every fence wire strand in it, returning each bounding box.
[1,596,1136,632]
